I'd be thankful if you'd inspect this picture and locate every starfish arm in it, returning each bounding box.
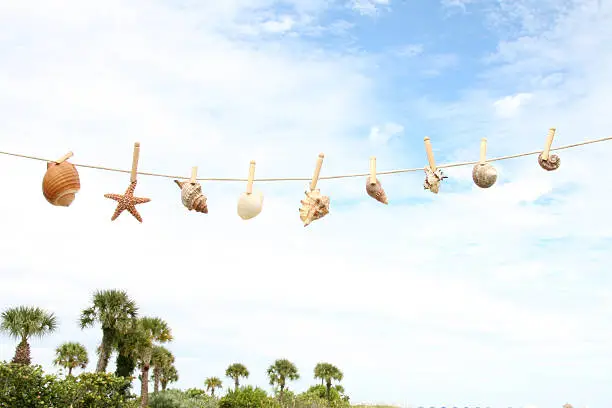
[104,193,124,201]
[111,205,126,221]
[132,196,151,204]
[126,205,143,222]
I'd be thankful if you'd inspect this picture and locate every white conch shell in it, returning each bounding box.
[423,166,447,194]
[299,189,330,227]
[237,190,264,220]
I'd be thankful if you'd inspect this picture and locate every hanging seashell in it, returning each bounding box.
[174,180,208,213]
[299,189,330,227]
[42,161,81,206]
[423,166,447,194]
[472,163,498,188]
[538,152,561,171]
[366,178,388,204]
[237,190,263,220]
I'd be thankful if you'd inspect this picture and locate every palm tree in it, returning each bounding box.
[151,346,174,394]
[313,362,344,400]
[129,317,173,407]
[204,377,223,397]
[225,363,249,391]
[267,359,299,400]
[53,342,88,376]
[0,306,57,365]
[159,364,178,391]
[79,289,138,372]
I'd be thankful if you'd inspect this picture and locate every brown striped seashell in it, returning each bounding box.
[366,178,388,204]
[174,180,208,213]
[472,163,498,188]
[538,152,561,171]
[299,189,330,227]
[423,166,447,194]
[42,161,80,206]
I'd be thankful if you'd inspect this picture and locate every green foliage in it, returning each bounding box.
[0,362,134,408]
[185,388,208,398]
[204,377,223,396]
[267,359,299,396]
[149,389,218,408]
[299,385,350,407]
[218,385,280,408]
[0,306,58,340]
[54,341,89,375]
[225,362,249,390]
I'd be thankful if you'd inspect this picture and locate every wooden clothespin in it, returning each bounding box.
[541,128,556,161]
[130,142,141,183]
[310,153,324,191]
[53,151,74,164]
[190,166,198,184]
[369,156,377,185]
[424,137,436,171]
[246,160,256,194]
[480,138,487,164]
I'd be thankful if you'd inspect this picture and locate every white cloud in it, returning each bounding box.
[349,0,390,17]
[368,122,404,144]
[493,92,533,117]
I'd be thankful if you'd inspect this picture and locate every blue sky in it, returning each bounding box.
[1,0,612,407]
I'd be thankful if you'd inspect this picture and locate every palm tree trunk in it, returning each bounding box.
[12,338,31,365]
[140,364,150,408]
[68,366,73,376]
[234,377,239,391]
[326,380,332,401]
[279,383,285,401]
[153,367,160,394]
[161,380,168,391]
[96,328,113,372]
[211,388,215,397]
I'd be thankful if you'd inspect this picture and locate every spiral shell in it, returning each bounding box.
[472,163,498,188]
[423,166,446,194]
[299,189,330,227]
[42,161,80,206]
[366,178,388,204]
[237,190,263,220]
[174,180,208,213]
[538,152,560,171]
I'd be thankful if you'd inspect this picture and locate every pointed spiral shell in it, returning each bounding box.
[538,152,561,171]
[472,163,498,188]
[366,178,388,204]
[174,180,208,213]
[299,189,330,227]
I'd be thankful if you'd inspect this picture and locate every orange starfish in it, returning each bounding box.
[104,180,151,222]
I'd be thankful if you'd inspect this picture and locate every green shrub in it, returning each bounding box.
[0,362,134,408]
[218,386,280,408]
[149,389,218,408]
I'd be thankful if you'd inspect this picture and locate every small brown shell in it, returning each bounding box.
[366,178,388,204]
[423,166,446,194]
[42,161,80,206]
[299,189,330,227]
[472,163,498,188]
[174,180,208,213]
[538,152,560,171]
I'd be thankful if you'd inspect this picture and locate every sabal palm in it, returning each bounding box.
[267,359,299,400]
[0,306,57,365]
[204,376,223,397]
[151,345,174,394]
[53,342,89,376]
[130,317,172,408]
[225,363,249,391]
[313,362,343,400]
[79,289,138,372]
[159,364,178,391]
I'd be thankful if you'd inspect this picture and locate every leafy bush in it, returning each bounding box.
[0,362,134,408]
[218,385,280,408]
[149,389,218,408]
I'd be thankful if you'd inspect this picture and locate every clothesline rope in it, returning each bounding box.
[1,136,611,182]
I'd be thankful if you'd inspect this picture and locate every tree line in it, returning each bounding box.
[1,289,346,408]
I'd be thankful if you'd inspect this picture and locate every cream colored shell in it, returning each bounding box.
[366,178,388,204]
[538,152,561,171]
[299,189,330,227]
[237,190,263,220]
[472,163,497,188]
